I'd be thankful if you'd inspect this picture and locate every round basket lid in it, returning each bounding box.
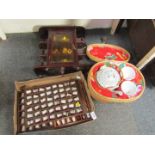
[87,44,130,62]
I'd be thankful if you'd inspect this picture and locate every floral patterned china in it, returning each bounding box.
[96,66,121,88]
[121,66,136,80]
[121,81,137,97]
[88,61,145,103]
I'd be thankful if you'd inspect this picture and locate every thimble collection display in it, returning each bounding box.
[14,72,96,134]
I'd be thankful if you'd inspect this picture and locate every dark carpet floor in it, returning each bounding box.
[0,28,155,135]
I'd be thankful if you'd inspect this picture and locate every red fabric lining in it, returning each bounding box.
[90,62,144,99]
[90,46,129,61]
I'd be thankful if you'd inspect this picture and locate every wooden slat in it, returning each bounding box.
[0,27,7,40]
[136,46,155,70]
[110,19,121,35]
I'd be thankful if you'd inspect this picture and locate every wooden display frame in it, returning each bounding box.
[13,71,96,134]
[34,26,88,75]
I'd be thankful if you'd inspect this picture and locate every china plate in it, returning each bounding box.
[96,66,121,88]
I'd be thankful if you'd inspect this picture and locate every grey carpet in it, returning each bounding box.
[0,28,155,135]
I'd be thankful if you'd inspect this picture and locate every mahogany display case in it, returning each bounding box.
[34,26,89,75]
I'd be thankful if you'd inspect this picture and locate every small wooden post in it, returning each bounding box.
[136,46,155,70]
[0,27,7,40]
[111,19,121,35]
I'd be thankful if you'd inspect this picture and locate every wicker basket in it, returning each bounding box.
[86,43,131,62]
[87,60,145,103]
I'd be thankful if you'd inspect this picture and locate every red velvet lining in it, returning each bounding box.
[90,46,129,61]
